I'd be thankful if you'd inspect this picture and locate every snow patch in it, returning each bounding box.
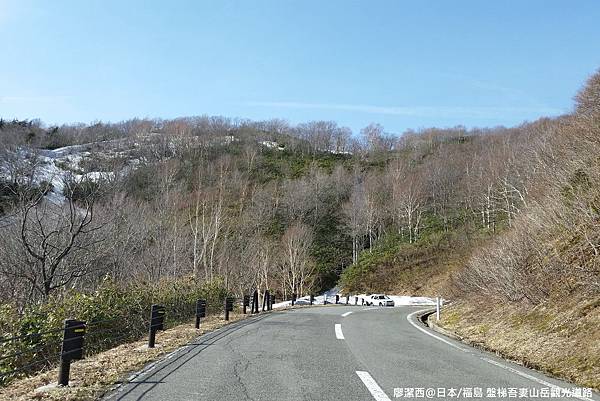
[2,141,132,205]
[260,141,285,150]
[272,291,438,309]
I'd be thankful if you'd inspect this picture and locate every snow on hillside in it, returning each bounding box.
[34,145,116,203]
[1,141,131,205]
[260,140,285,150]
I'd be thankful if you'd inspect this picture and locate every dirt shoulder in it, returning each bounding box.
[435,297,600,391]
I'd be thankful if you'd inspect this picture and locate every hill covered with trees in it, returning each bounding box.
[1,69,599,389]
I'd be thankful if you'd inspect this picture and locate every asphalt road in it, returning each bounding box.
[105,306,600,401]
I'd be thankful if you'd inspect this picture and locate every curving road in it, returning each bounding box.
[105,306,599,401]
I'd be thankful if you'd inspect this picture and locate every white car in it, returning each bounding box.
[365,294,395,307]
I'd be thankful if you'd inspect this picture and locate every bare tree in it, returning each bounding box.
[388,160,425,243]
[361,123,396,153]
[343,183,367,263]
[2,178,105,300]
[187,158,227,280]
[278,221,314,297]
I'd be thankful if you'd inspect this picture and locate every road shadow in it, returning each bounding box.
[104,313,272,401]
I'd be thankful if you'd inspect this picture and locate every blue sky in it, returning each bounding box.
[1,0,599,134]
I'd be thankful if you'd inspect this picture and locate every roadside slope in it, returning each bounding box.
[437,298,600,391]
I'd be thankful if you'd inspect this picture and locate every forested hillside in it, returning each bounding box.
[0,115,531,306]
[1,70,599,388]
[0,115,526,308]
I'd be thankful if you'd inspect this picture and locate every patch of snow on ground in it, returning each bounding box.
[260,141,285,150]
[260,141,278,148]
[13,142,124,204]
[272,290,438,309]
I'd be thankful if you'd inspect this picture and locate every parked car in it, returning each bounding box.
[365,294,395,307]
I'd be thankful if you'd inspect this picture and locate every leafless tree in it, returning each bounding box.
[1,179,106,301]
[388,160,425,243]
[278,221,314,297]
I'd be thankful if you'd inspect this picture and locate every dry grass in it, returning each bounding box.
[438,297,600,391]
[0,312,249,401]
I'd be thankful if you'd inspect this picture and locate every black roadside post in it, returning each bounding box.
[224,297,234,321]
[195,299,206,329]
[252,290,259,314]
[355,296,358,305]
[335,295,340,304]
[270,294,275,310]
[346,295,349,305]
[291,292,297,306]
[262,290,269,312]
[148,304,165,348]
[309,294,314,305]
[58,319,86,386]
[243,295,250,314]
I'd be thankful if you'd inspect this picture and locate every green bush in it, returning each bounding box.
[0,180,53,215]
[63,178,105,203]
[123,164,160,201]
[0,277,229,386]
[340,234,404,293]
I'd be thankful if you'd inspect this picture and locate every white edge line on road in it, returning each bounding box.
[335,323,345,339]
[406,309,467,351]
[356,371,392,401]
[342,311,353,317]
[481,358,594,401]
[408,309,597,401]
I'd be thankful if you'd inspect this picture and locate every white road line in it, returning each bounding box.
[407,309,598,401]
[341,311,353,317]
[334,323,345,339]
[356,371,392,401]
[406,309,468,352]
[481,358,595,401]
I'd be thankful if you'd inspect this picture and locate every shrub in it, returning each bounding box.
[0,277,229,386]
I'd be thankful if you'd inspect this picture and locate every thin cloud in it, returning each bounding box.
[0,95,71,103]
[439,72,550,109]
[246,101,565,119]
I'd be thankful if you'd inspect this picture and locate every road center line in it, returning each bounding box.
[334,323,345,339]
[356,371,392,401]
[341,311,352,317]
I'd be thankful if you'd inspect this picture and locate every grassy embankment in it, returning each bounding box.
[437,298,600,391]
